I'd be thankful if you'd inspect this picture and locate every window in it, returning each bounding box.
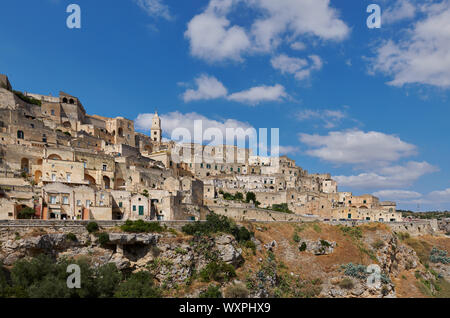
[76,200,81,206]
[133,205,136,212]
[50,196,57,204]
[119,202,123,208]
[51,110,55,116]
[63,196,69,205]
[100,194,105,200]
[348,213,352,219]
[102,164,107,171]
[86,200,91,207]
[99,201,104,206]
[17,131,24,139]
[51,174,56,182]
[66,173,71,182]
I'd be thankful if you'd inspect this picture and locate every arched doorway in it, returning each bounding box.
[48,154,62,160]
[21,158,29,173]
[118,128,124,137]
[34,170,42,184]
[103,176,111,189]
[17,130,24,139]
[84,174,96,185]
[63,121,72,129]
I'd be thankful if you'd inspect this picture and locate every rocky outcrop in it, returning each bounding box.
[298,239,336,255]
[215,234,244,267]
[376,235,418,278]
[108,233,160,245]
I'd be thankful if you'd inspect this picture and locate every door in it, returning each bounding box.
[139,206,144,216]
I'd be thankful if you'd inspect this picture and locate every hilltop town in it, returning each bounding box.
[0,73,401,223]
[1,73,450,299]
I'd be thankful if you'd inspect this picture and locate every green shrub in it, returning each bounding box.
[244,240,256,253]
[98,232,110,246]
[120,220,164,233]
[86,222,99,233]
[339,226,362,239]
[182,212,253,244]
[199,285,222,298]
[371,240,385,250]
[299,242,307,252]
[339,278,354,289]
[397,232,410,241]
[341,263,367,279]
[224,283,249,298]
[245,192,256,204]
[270,203,293,214]
[115,271,161,298]
[13,90,41,106]
[66,233,77,242]
[293,233,301,243]
[430,247,450,264]
[199,261,236,283]
[17,207,35,219]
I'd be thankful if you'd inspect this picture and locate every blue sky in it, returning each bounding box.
[1,0,449,211]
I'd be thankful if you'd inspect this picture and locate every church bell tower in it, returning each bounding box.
[150,111,162,143]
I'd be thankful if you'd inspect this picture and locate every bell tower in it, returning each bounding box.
[150,111,162,143]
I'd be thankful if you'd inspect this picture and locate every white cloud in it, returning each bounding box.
[182,75,286,105]
[371,1,450,88]
[428,188,450,203]
[334,161,438,189]
[134,0,173,20]
[382,0,416,24]
[296,108,347,128]
[373,189,423,200]
[276,145,300,155]
[184,0,349,62]
[290,41,306,51]
[227,84,287,105]
[182,74,228,102]
[299,130,417,165]
[248,0,350,52]
[271,54,323,80]
[184,0,251,62]
[135,111,255,143]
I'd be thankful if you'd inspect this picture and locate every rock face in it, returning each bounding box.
[298,239,336,255]
[215,234,244,266]
[0,229,245,288]
[108,233,160,245]
[376,235,418,278]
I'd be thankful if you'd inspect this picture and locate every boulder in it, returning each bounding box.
[215,234,243,266]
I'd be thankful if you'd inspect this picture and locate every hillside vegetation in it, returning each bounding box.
[0,217,449,298]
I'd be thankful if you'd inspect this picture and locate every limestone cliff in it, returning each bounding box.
[0,222,449,298]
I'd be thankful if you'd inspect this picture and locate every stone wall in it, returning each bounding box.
[324,219,438,236]
[209,205,318,222]
[0,219,197,231]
